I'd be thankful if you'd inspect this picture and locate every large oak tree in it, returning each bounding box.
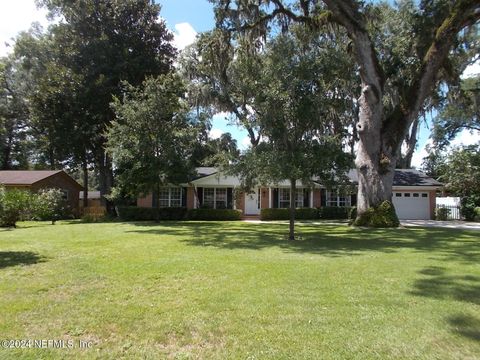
[211,0,480,225]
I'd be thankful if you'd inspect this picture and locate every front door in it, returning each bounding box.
[245,188,260,215]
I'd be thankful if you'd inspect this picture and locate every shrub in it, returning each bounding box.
[116,206,187,221]
[187,209,242,221]
[33,188,70,224]
[353,201,399,228]
[349,206,357,220]
[318,206,352,220]
[435,207,451,221]
[460,197,478,221]
[0,187,32,227]
[475,207,480,222]
[260,208,318,221]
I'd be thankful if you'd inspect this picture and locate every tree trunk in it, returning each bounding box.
[98,149,114,212]
[155,181,160,222]
[82,155,89,209]
[398,117,419,169]
[289,178,296,241]
[355,83,396,217]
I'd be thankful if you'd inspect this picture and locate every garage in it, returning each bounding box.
[393,191,431,220]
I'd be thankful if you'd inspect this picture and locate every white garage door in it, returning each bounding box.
[393,192,430,220]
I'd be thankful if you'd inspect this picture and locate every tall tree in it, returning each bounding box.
[432,75,480,148]
[0,55,31,170]
[107,74,198,214]
[34,0,176,207]
[211,0,480,226]
[232,32,353,240]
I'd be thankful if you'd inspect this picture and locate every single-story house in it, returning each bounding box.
[0,170,83,215]
[137,167,443,220]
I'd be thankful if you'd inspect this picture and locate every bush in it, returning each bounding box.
[260,208,318,221]
[318,206,352,220]
[475,207,480,222]
[116,206,187,221]
[33,188,70,224]
[349,206,357,220]
[435,207,451,221]
[353,201,400,228]
[460,197,478,221]
[187,209,242,221]
[0,187,32,227]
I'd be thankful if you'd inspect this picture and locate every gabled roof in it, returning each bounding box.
[193,167,442,187]
[192,167,218,180]
[0,170,63,185]
[346,169,442,187]
[0,170,83,189]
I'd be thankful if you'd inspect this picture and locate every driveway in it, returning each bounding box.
[401,220,480,230]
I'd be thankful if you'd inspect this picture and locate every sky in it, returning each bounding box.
[0,0,478,166]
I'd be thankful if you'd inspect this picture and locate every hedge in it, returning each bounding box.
[116,206,187,221]
[260,208,318,221]
[318,206,353,220]
[187,209,242,221]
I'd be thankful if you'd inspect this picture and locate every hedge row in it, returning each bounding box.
[116,206,241,221]
[116,206,187,221]
[187,209,242,221]
[260,207,353,221]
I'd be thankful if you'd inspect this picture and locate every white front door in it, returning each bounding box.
[245,188,260,215]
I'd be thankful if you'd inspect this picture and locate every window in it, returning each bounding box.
[202,188,230,209]
[215,188,227,209]
[422,193,428,198]
[395,193,402,197]
[203,188,215,208]
[158,187,183,208]
[279,188,290,208]
[404,193,411,197]
[278,189,306,208]
[326,190,351,207]
[413,193,419,197]
[61,190,69,200]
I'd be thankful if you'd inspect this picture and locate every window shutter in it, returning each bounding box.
[182,188,187,207]
[152,191,158,208]
[320,189,326,207]
[273,188,279,208]
[304,189,310,208]
[197,187,203,206]
[227,188,233,209]
[351,193,357,206]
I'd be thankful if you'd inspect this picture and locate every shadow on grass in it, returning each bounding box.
[411,266,480,305]
[0,251,46,269]
[126,221,480,263]
[448,314,480,341]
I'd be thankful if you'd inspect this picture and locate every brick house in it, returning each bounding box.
[137,167,443,220]
[0,170,83,215]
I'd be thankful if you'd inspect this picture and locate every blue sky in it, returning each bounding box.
[0,0,478,164]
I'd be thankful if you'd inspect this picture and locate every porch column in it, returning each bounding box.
[268,188,272,208]
[310,189,314,208]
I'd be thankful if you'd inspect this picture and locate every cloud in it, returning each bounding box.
[449,129,480,147]
[209,128,224,140]
[172,22,197,51]
[0,0,50,56]
[240,136,252,150]
[411,129,480,169]
[462,61,480,79]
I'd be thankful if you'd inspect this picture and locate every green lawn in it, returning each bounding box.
[0,221,479,359]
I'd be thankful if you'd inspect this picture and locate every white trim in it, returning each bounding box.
[268,188,272,208]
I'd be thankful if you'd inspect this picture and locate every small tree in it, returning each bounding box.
[0,187,32,228]
[34,188,68,225]
[107,74,197,219]
[231,33,353,240]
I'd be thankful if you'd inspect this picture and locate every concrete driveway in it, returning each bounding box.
[401,220,480,230]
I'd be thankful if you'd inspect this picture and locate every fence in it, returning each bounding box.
[82,206,107,219]
[435,204,461,220]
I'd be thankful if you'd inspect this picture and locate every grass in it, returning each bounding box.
[0,220,479,359]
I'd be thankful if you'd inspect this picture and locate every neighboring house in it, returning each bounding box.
[79,191,102,208]
[137,167,443,220]
[0,170,83,215]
